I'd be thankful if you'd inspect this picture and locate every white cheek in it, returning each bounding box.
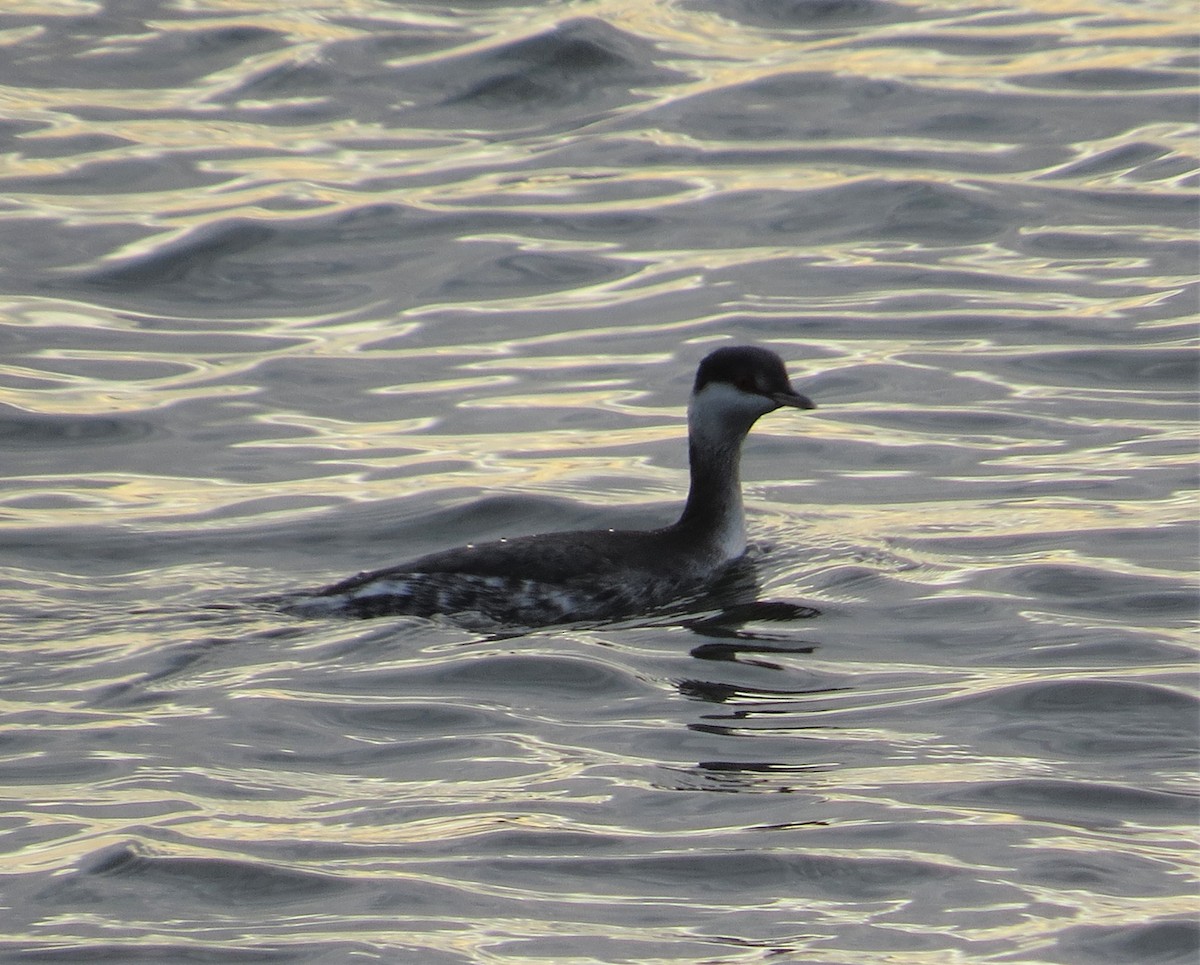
[688,382,774,445]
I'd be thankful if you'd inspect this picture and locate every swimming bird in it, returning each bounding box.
[299,345,815,626]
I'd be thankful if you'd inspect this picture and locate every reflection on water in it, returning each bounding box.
[0,0,1196,962]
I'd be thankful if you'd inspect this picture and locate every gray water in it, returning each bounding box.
[0,1,1197,962]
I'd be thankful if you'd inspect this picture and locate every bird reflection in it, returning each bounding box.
[681,554,820,666]
[668,563,843,794]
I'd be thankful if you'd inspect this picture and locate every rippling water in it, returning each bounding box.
[1,1,1196,962]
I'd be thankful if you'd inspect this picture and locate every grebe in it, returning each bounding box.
[297,346,814,626]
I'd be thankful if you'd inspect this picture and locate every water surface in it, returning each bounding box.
[0,1,1196,962]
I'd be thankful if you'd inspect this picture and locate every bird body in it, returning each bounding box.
[297,346,814,626]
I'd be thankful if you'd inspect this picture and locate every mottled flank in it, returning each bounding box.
[292,570,705,625]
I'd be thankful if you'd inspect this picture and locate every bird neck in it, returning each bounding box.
[675,418,749,561]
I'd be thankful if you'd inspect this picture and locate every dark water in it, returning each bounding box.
[1,1,1197,962]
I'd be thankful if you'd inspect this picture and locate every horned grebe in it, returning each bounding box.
[296,346,814,626]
